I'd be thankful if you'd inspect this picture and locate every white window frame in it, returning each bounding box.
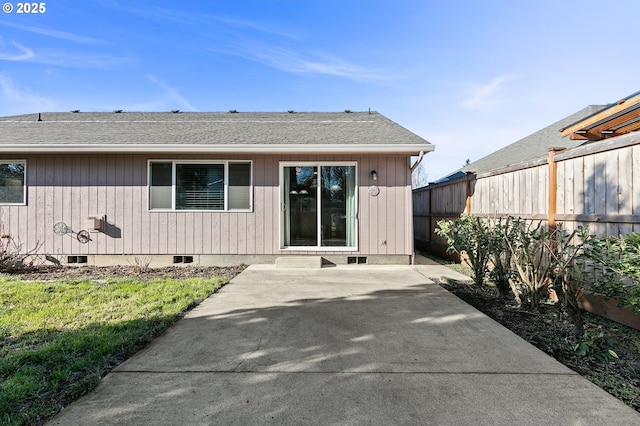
[0,160,26,206]
[279,161,358,251]
[147,160,253,212]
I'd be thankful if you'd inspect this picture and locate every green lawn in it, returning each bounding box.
[0,275,227,425]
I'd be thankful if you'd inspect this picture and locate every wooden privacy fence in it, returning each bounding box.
[413,132,640,257]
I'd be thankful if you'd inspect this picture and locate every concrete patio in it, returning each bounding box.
[48,263,640,425]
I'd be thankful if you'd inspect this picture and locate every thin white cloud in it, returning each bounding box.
[32,49,133,69]
[213,16,300,40]
[0,73,54,113]
[461,74,517,110]
[304,52,388,80]
[216,42,391,83]
[128,6,299,41]
[0,23,130,69]
[0,21,105,44]
[122,4,389,83]
[146,75,196,111]
[0,36,132,68]
[0,38,34,61]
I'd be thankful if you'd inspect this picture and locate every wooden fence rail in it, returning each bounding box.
[413,132,640,256]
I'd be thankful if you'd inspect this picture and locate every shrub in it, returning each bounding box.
[436,215,494,286]
[436,215,592,333]
[547,225,588,338]
[578,231,640,313]
[129,256,152,275]
[500,219,555,308]
[487,217,517,297]
[571,329,618,363]
[502,220,585,315]
[0,232,41,271]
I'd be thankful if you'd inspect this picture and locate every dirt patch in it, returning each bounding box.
[441,280,640,413]
[2,264,247,282]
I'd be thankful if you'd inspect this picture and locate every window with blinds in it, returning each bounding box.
[149,161,252,211]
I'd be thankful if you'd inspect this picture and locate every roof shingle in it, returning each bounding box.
[0,111,433,154]
[460,105,607,175]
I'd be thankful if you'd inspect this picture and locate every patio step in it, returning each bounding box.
[275,256,323,269]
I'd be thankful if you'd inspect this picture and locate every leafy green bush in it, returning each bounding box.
[501,219,558,309]
[436,215,640,345]
[578,232,640,313]
[486,217,516,297]
[571,329,618,363]
[437,216,585,311]
[435,215,494,286]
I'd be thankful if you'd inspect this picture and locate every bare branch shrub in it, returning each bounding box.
[128,256,152,275]
[0,232,43,271]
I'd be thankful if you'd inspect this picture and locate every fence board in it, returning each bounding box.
[634,145,640,216]
[557,161,566,215]
[414,137,640,254]
[619,146,633,214]
[573,156,584,215]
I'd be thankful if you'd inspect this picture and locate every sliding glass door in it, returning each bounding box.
[284,166,318,247]
[282,163,356,249]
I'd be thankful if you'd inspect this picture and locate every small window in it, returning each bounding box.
[0,161,26,205]
[229,162,251,210]
[150,162,172,210]
[149,161,252,211]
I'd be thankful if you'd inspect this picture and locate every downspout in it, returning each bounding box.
[410,150,425,172]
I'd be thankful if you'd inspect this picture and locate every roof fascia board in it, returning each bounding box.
[2,143,435,155]
[560,92,640,137]
[554,132,640,162]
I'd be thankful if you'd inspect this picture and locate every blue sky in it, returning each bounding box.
[1,1,639,182]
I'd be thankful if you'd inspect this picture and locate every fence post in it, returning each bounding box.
[465,175,472,214]
[547,148,564,231]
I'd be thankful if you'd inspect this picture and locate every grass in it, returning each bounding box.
[418,251,473,277]
[0,275,227,425]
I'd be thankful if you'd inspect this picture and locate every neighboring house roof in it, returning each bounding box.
[433,104,607,184]
[0,111,434,155]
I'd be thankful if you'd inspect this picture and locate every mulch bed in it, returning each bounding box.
[440,280,640,413]
[2,264,246,282]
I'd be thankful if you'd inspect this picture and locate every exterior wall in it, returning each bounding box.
[0,153,413,265]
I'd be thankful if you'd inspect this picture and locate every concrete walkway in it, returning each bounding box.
[48,264,640,425]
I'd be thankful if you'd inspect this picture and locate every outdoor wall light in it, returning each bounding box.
[371,170,378,181]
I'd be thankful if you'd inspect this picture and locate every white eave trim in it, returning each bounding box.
[2,143,435,155]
